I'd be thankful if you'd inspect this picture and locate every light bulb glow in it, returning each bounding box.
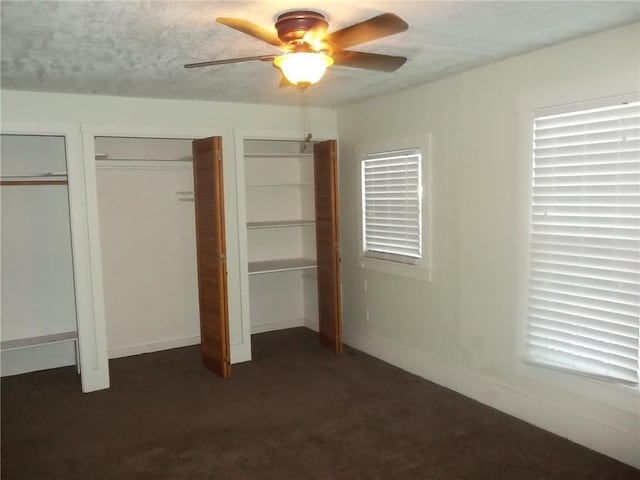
[274,52,334,86]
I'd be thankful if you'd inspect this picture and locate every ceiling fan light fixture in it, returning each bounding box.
[274,51,334,87]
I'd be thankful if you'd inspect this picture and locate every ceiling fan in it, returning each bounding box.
[184,10,409,88]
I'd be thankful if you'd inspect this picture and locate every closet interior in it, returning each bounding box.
[242,138,320,336]
[0,134,79,377]
[94,136,202,359]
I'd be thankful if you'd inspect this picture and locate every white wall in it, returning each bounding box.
[96,160,200,358]
[337,23,640,468]
[0,90,337,386]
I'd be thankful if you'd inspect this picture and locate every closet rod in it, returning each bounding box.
[0,172,68,186]
[0,172,67,179]
[0,180,68,186]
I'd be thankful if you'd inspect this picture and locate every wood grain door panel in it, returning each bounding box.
[313,140,342,354]
[192,136,231,378]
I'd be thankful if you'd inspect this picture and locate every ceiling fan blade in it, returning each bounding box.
[332,50,407,72]
[327,13,408,50]
[184,55,275,69]
[216,17,282,47]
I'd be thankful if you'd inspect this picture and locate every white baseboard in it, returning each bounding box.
[343,327,640,469]
[108,336,200,359]
[108,335,252,365]
[303,318,319,332]
[250,317,305,334]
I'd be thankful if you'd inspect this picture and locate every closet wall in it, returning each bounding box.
[242,139,319,334]
[95,136,203,358]
[1,134,78,376]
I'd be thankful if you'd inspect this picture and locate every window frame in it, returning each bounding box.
[521,91,640,386]
[358,142,431,282]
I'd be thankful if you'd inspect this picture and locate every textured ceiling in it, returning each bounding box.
[1,1,639,107]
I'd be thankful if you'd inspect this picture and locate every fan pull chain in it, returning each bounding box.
[299,95,304,145]
[299,89,313,153]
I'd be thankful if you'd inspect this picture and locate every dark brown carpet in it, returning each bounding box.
[1,327,638,479]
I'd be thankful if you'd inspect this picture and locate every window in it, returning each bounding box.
[525,95,640,385]
[361,148,422,265]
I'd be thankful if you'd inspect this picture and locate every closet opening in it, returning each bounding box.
[244,139,320,336]
[93,136,202,364]
[1,134,80,378]
[235,136,342,368]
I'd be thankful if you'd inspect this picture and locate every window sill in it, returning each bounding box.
[358,256,431,282]
[521,356,639,389]
[515,354,640,412]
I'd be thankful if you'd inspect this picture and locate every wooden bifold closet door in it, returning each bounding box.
[192,136,231,378]
[314,140,342,354]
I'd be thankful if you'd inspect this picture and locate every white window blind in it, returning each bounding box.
[526,97,640,385]
[362,149,422,264]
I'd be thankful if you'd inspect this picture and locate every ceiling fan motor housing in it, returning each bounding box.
[275,10,328,44]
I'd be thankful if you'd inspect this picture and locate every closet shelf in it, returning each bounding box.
[95,158,192,162]
[245,153,313,159]
[0,172,67,178]
[248,258,316,275]
[0,331,77,351]
[245,183,314,188]
[247,219,315,229]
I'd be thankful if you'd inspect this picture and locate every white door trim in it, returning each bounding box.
[1,121,109,392]
[82,125,251,365]
[232,128,338,359]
